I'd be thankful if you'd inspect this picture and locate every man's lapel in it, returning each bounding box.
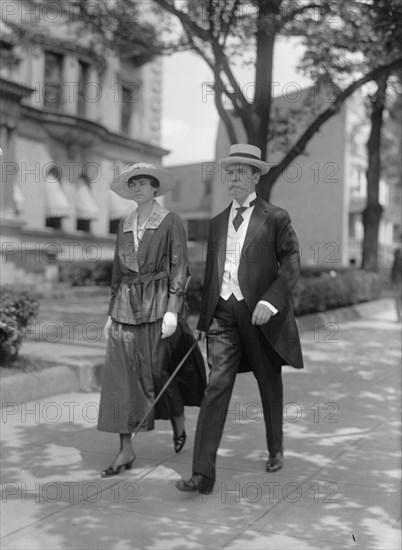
[215,205,231,284]
[242,198,270,257]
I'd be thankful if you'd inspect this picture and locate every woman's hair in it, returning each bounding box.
[128,175,160,190]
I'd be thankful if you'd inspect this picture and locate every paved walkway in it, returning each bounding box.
[1,300,401,549]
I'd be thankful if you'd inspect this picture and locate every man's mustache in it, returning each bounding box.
[228,183,248,190]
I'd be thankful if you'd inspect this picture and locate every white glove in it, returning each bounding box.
[161,311,178,339]
[103,316,113,340]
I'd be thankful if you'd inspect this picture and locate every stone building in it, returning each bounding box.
[0,3,167,287]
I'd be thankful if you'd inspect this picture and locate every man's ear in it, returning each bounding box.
[253,171,261,184]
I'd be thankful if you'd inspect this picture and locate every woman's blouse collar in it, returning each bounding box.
[123,200,170,233]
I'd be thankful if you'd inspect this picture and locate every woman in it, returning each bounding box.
[97,163,206,477]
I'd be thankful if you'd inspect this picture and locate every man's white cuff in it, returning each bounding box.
[257,300,278,315]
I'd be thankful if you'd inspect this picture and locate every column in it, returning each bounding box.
[63,54,78,115]
[85,65,100,122]
[0,120,17,219]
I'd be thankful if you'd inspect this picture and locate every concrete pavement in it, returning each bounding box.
[1,300,401,549]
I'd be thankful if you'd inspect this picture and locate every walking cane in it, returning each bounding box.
[132,335,201,440]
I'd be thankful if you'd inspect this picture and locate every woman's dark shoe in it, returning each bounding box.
[101,457,135,478]
[176,473,215,494]
[173,430,187,453]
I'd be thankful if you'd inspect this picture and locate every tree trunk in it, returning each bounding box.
[361,75,388,271]
[249,0,281,202]
[259,60,400,202]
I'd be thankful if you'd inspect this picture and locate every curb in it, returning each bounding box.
[0,299,389,405]
[296,297,390,332]
[1,361,103,405]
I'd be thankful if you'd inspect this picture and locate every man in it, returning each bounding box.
[176,144,303,495]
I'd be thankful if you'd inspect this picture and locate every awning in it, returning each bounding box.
[44,178,71,217]
[13,182,25,214]
[76,179,99,220]
[109,189,133,220]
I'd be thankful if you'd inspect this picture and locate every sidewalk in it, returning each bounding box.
[0,298,394,404]
[1,300,401,549]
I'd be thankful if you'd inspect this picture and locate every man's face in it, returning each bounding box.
[225,163,260,202]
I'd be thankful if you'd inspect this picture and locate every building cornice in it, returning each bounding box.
[20,226,116,245]
[21,105,170,158]
[0,78,35,102]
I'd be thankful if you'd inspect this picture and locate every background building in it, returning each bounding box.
[0,4,167,287]
[165,88,400,272]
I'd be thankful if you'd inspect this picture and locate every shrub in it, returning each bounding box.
[0,287,39,362]
[187,261,205,315]
[59,261,113,286]
[92,261,114,286]
[185,266,382,317]
[291,269,381,316]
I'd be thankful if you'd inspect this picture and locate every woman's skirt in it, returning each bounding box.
[97,319,184,433]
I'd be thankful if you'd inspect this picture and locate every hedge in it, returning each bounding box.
[59,260,113,286]
[187,266,381,316]
[56,260,382,317]
[0,287,39,362]
[291,269,382,316]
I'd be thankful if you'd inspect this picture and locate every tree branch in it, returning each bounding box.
[222,0,241,43]
[212,78,239,144]
[184,32,242,136]
[152,0,211,41]
[278,2,324,29]
[212,42,250,114]
[154,0,249,117]
[267,57,402,183]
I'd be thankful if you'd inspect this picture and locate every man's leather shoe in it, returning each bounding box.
[266,453,283,473]
[176,473,215,494]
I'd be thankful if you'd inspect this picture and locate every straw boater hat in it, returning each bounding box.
[219,144,270,175]
[110,162,176,199]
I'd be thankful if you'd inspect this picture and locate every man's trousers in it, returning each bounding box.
[193,295,284,481]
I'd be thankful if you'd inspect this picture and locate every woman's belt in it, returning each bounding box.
[121,271,168,285]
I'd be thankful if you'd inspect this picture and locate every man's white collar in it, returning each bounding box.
[232,192,257,209]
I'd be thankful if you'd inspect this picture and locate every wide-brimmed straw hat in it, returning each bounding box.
[219,144,270,175]
[110,162,176,199]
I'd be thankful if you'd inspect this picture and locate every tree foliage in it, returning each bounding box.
[290,0,402,270]
[152,0,402,200]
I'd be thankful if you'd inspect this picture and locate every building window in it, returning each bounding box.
[46,217,62,230]
[44,52,63,110]
[77,60,89,116]
[109,219,120,234]
[379,179,389,205]
[187,219,209,242]
[348,213,363,240]
[351,166,366,197]
[121,84,134,134]
[76,219,91,232]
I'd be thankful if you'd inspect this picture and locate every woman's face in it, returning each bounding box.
[128,177,157,204]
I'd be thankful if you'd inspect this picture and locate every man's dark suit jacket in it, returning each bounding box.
[197,197,303,371]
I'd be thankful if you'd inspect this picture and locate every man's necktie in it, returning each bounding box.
[232,199,257,231]
[232,206,247,231]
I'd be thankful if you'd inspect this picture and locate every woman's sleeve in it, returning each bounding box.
[107,226,123,316]
[167,214,190,313]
